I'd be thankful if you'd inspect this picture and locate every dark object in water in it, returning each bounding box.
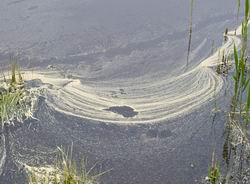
[105,106,138,118]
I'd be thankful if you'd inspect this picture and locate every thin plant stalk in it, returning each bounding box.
[186,0,195,68]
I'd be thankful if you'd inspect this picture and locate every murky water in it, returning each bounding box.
[0,0,237,79]
[0,0,242,183]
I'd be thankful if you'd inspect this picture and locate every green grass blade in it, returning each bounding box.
[247,84,250,110]
[246,0,249,21]
[243,77,250,91]
[234,44,239,72]
[238,0,241,20]
[241,60,246,87]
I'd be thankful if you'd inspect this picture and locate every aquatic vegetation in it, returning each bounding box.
[230,0,249,124]
[10,57,23,86]
[0,62,37,127]
[11,62,17,86]
[28,147,107,184]
[237,0,241,21]
[207,0,250,183]
[0,61,40,177]
[0,90,24,125]
[208,151,220,184]
[186,0,195,67]
[224,17,250,181]
[0,64,24,126]
[216,50,231,76]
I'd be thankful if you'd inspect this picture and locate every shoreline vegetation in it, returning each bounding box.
[0,0,249,184]
[203,0,250,183]
[0,64,106,184]
[27,147,107,184]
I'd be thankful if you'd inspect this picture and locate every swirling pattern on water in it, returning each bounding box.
[23,29,241,124]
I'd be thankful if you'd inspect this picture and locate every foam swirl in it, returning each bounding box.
[23,29,241,124]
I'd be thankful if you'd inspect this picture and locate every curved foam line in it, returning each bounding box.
[0,134,6,176]
[23,26,241,124]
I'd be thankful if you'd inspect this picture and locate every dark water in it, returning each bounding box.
[0,95,229,184]
[105,106,138,118]
[0,0,239,80]
[0,0,241,183]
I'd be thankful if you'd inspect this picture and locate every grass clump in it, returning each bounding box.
[230,0,250,127]
[0,90,24,125]
[208,165,220,184]
[0,59,39,128]
[10,57,23,87]
[0,62,25,127]
[28,147,108,184]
